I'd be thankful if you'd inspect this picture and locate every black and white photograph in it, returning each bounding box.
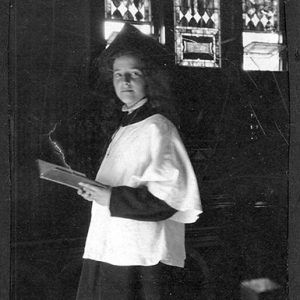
[1,0,299,299]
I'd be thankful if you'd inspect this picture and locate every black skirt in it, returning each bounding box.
[76,259,182,300]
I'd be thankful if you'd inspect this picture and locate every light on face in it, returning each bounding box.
[113,55,146,107]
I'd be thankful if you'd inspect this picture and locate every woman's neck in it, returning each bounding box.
[122,97,148,114]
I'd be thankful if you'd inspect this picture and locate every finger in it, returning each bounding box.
[77,189,84,196]
[77,188,92,199]
[81,192,93,202]
[80,186,93,195]
[79,183,102,192]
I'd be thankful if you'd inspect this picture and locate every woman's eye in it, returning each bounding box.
[131,71,142,78]
[114,73,122,79]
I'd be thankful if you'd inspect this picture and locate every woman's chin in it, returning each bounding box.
[121,101,134,108]
[120,99,138,107]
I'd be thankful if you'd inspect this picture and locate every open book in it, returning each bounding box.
[36,159,106,190]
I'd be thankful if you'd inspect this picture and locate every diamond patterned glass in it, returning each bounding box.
[174,0,221,68]
[242,0,280,32]
[105,0,151,22]
[242,0,285,71]
[174,0,220,29]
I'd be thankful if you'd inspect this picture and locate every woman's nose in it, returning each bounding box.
[123,73,131,83]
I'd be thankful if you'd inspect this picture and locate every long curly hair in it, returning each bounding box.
[93,49,179,126]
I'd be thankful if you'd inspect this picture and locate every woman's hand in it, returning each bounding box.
[77,183,111,206]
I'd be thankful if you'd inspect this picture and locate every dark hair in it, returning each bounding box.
[94,49,179,126]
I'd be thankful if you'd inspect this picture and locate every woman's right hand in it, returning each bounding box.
[77,183,111,206]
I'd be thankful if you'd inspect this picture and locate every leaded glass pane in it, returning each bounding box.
[174,0,221,68]
[242,0,279,32]
[105,0,151,22]
[242,0,285,71]
[104,0,153,43]
[174,0,220,29]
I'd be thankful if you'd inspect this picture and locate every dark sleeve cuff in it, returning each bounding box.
[110,186,177,221]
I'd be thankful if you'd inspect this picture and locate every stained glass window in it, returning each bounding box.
[105,0,151,22]
[104,0,152,41]
[243,0,279,32]
[242,0,286,71]
[174,0,221,68]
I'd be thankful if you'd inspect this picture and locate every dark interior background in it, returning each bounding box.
[9,1,289,299]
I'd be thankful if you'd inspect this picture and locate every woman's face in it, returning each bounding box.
[113,55,147,108]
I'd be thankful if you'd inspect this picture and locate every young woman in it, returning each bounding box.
[76,23,202,300]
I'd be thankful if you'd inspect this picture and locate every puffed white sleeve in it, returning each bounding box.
[135,117,202,224]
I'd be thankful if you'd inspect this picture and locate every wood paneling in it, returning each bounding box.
[0,0,11,299]
[286,0,300,297]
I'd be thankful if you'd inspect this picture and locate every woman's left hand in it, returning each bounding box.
[77,183,111,206]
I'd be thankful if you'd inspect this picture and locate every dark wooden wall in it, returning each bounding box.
[286,0,300,298]
[9,1,96,298]
[3,0,294,299]
[11,0,94,241]
[0,1,11,299]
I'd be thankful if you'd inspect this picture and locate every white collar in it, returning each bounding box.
[122,98,148,114]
